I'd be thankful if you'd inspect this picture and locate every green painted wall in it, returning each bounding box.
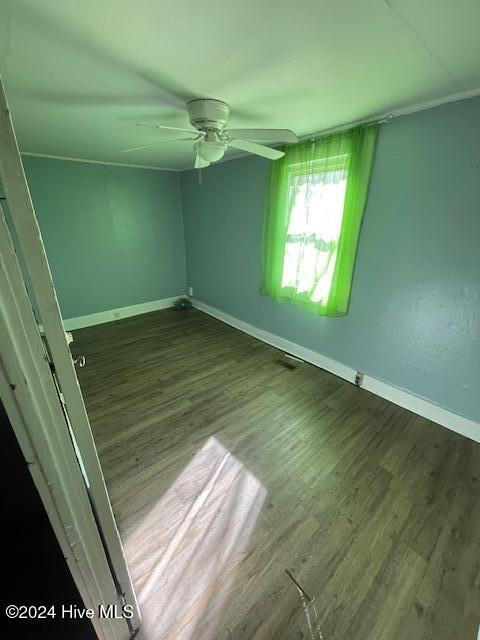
[2,98,478,424]
[20,157,186,318]
[181,97,480,423]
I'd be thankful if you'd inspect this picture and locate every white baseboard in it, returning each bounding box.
[361,377,480,444]
[63,296,182,330]
[192,298,480,444]
[193,299,356,382]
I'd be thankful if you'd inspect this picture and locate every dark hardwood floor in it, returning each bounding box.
[72,308,480,640]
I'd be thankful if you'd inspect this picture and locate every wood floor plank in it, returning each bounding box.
[72,308,480,640]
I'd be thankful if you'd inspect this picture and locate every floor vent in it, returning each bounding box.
[276,359,298,370]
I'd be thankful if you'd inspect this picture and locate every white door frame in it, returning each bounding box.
[0,76,141,638]
[0,203,132,640]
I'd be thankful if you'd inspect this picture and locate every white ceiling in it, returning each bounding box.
[0,0,479,170]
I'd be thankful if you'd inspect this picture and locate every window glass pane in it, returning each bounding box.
[281,168,348,303]
[281,241,301,288]
[296,243,318,293]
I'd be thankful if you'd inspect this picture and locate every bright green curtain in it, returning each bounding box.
[261,124,378,316]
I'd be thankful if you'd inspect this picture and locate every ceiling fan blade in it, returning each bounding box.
[121,137,197,153]
[136,123,203,136]
[194,153,210,169]
[226,128,298,143]
[229,139,284,160]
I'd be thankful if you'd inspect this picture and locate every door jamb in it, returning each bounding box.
[0,202,132,640]
[0,75,141,638]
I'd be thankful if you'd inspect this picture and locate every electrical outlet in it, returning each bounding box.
[187,286,193,297]
[354,371,364,387]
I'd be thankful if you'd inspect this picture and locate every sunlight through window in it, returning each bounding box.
[124,437,266,640]
[281,169,347,304]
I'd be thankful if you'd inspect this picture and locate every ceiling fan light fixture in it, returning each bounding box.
[197,139,227,163]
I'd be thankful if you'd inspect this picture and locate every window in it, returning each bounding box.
[281,161,348,304]
[261,126,378,317]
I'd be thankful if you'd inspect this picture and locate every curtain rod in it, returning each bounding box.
[300,113,393,143]
[300,86,480,143]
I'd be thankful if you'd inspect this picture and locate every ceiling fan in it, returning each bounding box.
[122,99,298,168]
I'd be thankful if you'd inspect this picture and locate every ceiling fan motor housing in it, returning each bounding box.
[187,99,230,132]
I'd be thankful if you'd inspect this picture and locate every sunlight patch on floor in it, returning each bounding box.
[124,436,267,640]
